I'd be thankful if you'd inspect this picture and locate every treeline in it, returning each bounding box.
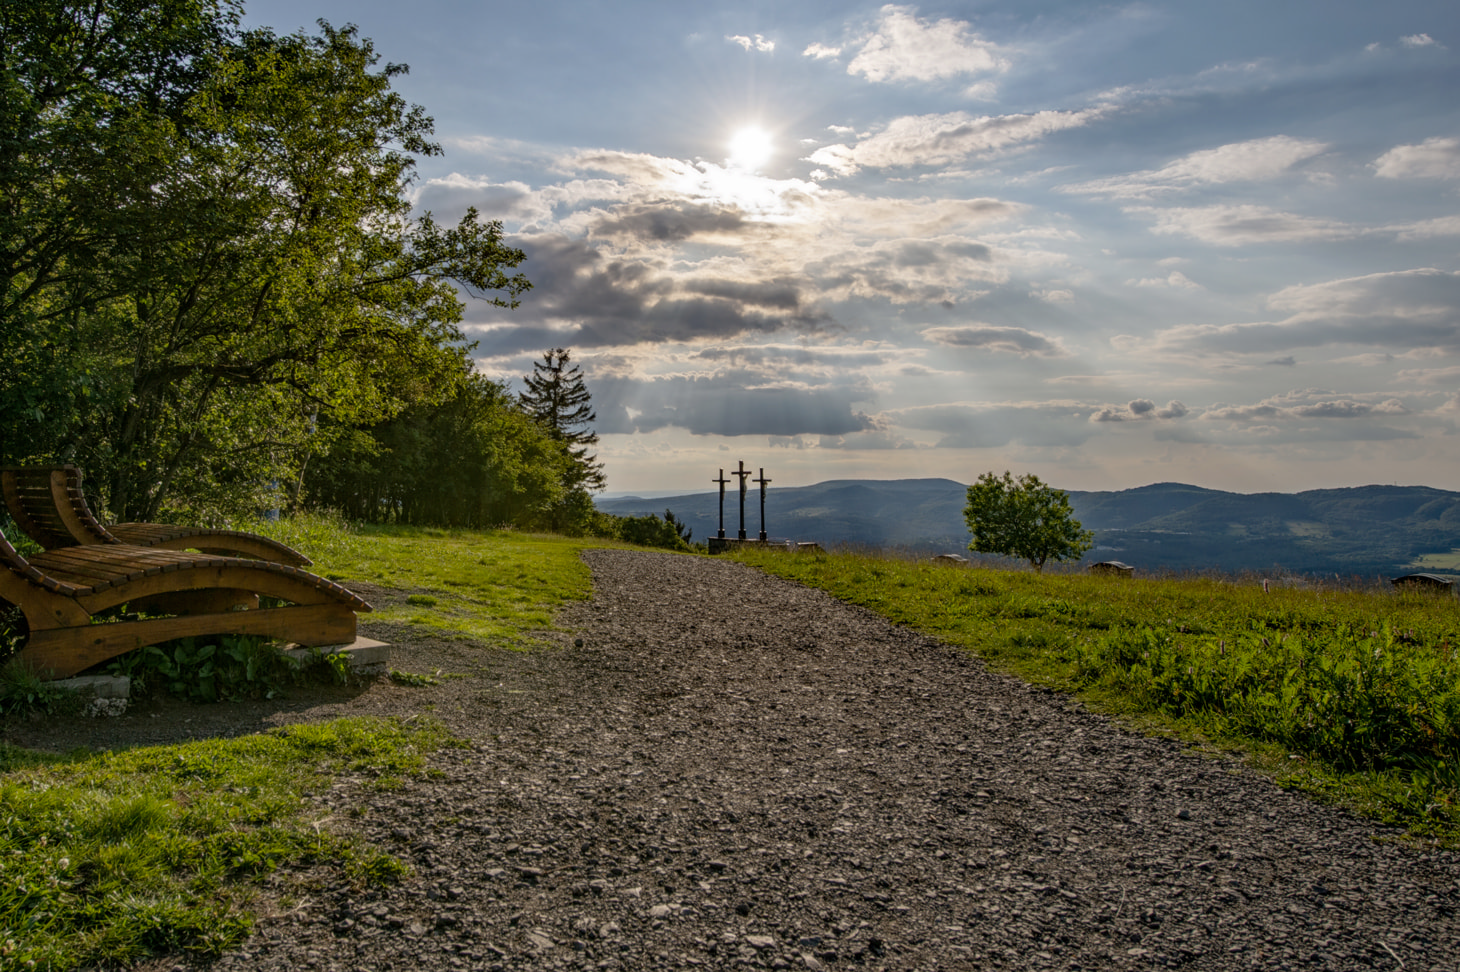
[0,1,619,536]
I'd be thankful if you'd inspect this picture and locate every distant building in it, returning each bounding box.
[1390,573,1454,593]
[1089,561,1135,577]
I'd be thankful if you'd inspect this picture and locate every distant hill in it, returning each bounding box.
[597,479,1460,577]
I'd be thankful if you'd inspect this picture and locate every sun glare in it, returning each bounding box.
[727,126,774,171]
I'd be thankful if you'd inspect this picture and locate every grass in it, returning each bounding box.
[733,547,1460,843]
[245,512,619,646]
[0,717,455,970]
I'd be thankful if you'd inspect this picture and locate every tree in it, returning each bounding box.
[963,471,1093,572]
[520,348,606,493]
[616,512,690,551]
[2,6,531,521]
[303,372,574,528]
[663,508,692,545]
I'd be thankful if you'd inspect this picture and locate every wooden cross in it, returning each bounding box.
[713,468,730,538]
[733,460,751,539]
[753,468,771,541]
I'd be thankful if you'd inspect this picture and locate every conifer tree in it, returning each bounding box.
[520,348,606,491]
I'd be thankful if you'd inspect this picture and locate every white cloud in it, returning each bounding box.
[806,108,1105,176]
[1030,288,1074,303]
[1396,365,1460,385]
[843,5,1009,84]
[1203,392,1410,422]
[1373,136,1460,180]
[727,33,774,53]
[921,325,1068,356]
[1129,270,1204,290]
[1400,33,1442,48]
[1154,269,1460,354]
[802,42,841,59]
[1137,204,1357,245]
[1064,136,1329,198]
[1392,215,1460,240]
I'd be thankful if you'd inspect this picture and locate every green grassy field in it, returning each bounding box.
[732,547,1460,842]
[246,514,619,645]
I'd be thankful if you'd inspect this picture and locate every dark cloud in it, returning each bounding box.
[1090,399,1189,422]
[893,240,992,268]
[695,346,896,369]
[921,325,1066,356]
[465,235,832,354]
[589,202,749,242]
[682,278,805,310]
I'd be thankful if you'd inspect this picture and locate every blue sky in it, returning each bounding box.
[246,0,1460,494]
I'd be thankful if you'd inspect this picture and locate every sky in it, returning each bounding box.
[243,0,1460,495]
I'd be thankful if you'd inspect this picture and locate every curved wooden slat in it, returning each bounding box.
[1,465,312,566]
[15,603,359,679]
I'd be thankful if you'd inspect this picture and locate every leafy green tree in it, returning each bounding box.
[617,513,690,551]
[2,0,236,493]
[664,508,692,545]
[3,5,531,521]
[520,348,606,494]
[304,372,573,528]
[963,471,1093,572]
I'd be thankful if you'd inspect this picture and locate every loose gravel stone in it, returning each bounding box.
[145,551,1456,970]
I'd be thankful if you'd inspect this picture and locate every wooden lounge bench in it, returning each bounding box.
[0,525,371,680]
[1,465,310,566]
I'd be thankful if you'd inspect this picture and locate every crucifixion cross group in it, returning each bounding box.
[715,460,771,541]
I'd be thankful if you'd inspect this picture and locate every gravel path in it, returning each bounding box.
[212,550,1457,972]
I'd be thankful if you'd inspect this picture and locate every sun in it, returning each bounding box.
[727,125,774,171]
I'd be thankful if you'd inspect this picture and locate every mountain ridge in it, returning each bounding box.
[595,478,1460,576]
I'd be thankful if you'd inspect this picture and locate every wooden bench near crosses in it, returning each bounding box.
[0,465,377,681]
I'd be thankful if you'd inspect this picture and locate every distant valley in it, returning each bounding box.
[596,479,1460,577]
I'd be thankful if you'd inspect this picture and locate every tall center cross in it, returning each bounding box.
[733,460,751,540]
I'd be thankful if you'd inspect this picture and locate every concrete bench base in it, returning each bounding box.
[283,635,390,674]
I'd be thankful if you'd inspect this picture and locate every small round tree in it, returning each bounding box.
[963,471,1093,572]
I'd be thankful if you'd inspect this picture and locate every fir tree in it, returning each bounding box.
[520,348,606,491]
[664,508,692,544]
